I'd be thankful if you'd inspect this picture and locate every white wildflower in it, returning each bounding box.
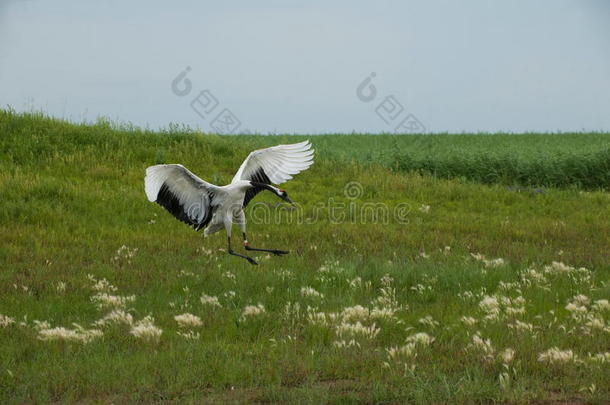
[348,277,362,288]
[579,384,597,395]
[469,333,496,363]
[32,320,51,330]
[583,317,608,333]
[406,332,435,346]
[412,282,435,298]
[300,286,324,299]
[592,299,610,312]
[340,305,396,323]
[418,204,430,213]
[386,343,417,360]
[471,253,505,268]
[307,310,332,327]
[174,313,203,328]
[336,321,380,340]
[241,304,266,320]
[565,302,587,314]
[93,309,133,327]
[370,307,397,320]
[37,323,103,344]
[499,371,510,390]
[129,316,162,342]
[341,305,371,323]
[177,330,200,340]
[200,293,222,307]
[418,315,439,329]
[333,339,360,349]
[90,277,118,293]
[283,302,302,321]
[0,314,15,327]
[544,262,592,286]
[565,294,592,322]
[499,348,515,364]
[538,347,575,364]
[498,281,520,292]
[484,258,505,268]
[373,277,402,310]
[111,245,138,265]
[505,305,526,316]
[572,294,590,306]
[55,281,67,293]
[178,270,195,278]
[318,260,343,275]
[508,320,534,333]
[587,352,610,364]
[520,268,548,287]
[479,295,525,321]
[90,293,135,310]
[471,253,485,261]
[460,316,477,326]
[479,296,501,321]
[458,291,476,302]
[544,261,574,273]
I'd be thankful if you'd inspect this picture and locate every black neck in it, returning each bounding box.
[250,181,276,193]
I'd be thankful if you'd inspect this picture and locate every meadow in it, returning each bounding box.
[1,110,609,404]
[240,132,610,190]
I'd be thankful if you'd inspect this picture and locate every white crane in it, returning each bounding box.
[144,140,314,265]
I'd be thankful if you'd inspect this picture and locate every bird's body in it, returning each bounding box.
[144,141,314,264]
[202,181,249,237]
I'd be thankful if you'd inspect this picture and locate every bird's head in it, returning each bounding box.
[277,188,294,205]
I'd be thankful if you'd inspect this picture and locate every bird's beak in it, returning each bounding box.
[283,196,295,206]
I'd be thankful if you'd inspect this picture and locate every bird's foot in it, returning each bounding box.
[245,246,289,256]
[229,249,258,265]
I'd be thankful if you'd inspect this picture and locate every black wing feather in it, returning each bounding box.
[243,167,271,208]
[156,183,216,231]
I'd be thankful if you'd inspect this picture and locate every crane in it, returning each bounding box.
[144,140,314,265]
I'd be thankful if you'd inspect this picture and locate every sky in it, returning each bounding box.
[0,0,609,134]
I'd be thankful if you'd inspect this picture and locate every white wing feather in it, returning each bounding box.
[144,164,222,227]
[231,140,314,184]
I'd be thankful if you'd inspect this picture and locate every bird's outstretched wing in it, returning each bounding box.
[231,140,314,207]
[144,164,223,231]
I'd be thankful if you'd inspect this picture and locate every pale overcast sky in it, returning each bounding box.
[1,0,609,133]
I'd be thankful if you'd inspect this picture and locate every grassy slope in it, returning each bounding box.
[237,132,610,163]
[1,111,609,404]
[238,133,610,189]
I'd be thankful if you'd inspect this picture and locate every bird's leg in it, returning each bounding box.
[228,236,258,265]
[243,233,289,256]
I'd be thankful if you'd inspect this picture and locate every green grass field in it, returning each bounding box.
[239,133,610,190]
[1,110,609,404]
